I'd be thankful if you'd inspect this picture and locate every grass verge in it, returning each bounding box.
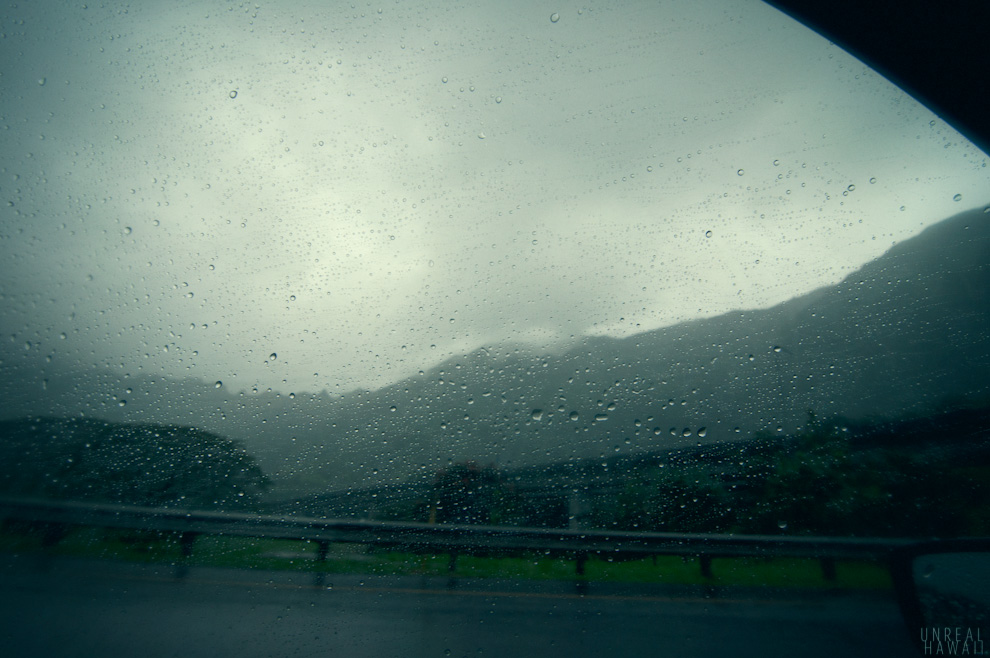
[0,524,892,590]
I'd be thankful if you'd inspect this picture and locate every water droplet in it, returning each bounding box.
[215,381,223,389]
[569,411,579,421]
[123,226,132,235]
[477,132,486,139]
[495,96,502,103]
[772,159,779,166]
[118,400,127,407]
[594,414,608,422]
[681,428,692,437]
[441,76,448,83]
[37,77,46,86]
[953,193,962,202]
[705,230,712,238]
[229,90,238,99]
[389,405,397,412]
[269,353,277,361]
[531,409,543,421]
[736,169,744,176]
[289,295,296,301]
[646,165,653,172]
[550,12,560,23]
[869,177,877,184]
[697,427,707,438]
[847,184,855,192]
[777,520,788,530]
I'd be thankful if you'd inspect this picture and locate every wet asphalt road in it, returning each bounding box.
[0,555,917,657]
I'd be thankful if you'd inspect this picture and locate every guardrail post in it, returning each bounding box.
[316,540,330,564]
[699,555,713,579]
[575,553,587,576]
[448,551,457,573]
[179,531,197,558]
[820,557,837,582]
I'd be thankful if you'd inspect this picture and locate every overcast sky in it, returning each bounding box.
[2,0,988,395]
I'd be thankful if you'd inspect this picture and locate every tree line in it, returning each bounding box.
[412,407,990,538]
[2,404,987,540]
[0,417,269,510]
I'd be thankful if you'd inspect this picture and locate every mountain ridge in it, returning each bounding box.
[2,208,988,496]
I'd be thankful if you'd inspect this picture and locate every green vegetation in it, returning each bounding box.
[742,410,990,537]
[0,417,269,510]
[5,405,988,541]
[430,461,504,525]
[536,408,990,539]
[603,461,734,533]
[0,523,890,589]
[423,461,568,527]
[0,405,985,593]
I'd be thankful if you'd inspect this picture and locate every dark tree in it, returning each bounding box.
[431,461,504,525]
[743,411,990,537]
[602,464,733,533]
[0,417,269,510]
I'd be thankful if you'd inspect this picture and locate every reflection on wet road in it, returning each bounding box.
[0,556,915,657]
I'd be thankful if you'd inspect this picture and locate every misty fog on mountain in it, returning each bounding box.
[1,0,988,528]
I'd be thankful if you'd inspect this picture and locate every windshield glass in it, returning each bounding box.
[1,0,988,535]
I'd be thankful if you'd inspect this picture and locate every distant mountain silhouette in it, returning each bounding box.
[2,208,988,497]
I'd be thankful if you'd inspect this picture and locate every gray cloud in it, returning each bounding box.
[2,0,987,395]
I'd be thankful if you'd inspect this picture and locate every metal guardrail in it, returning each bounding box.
[0,497,916,579]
